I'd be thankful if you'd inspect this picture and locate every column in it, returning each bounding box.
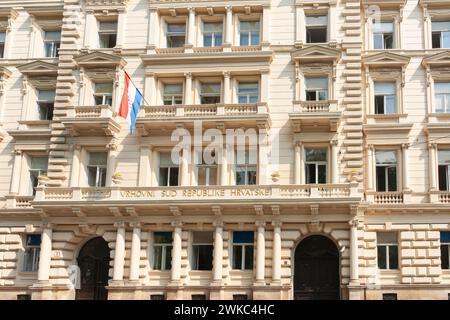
[330,140,339,184]
[129,222,141,281]
[116,10,127,48]
[144,72,156,106]
[328,3,337,44]
[139,146,152,187]
[260,71,270,104]
[70,145,81,187]
[223,72,231,104]
[184,72,192,105]
[295,5,305,46]
[212,220,224,283]
[37,223,53,282]
[170,221,182,283]
[106,142,118,187]
[261,5,270,49]
[402,143,410,191]
[186,7,195,51]
[294,142,301,185]
[367,145,374,191]
[220,143,228,186]
[28,18,36,58]
[224,6,233,50]
[349,218,360,285]
[255,220,266,284]
[147,8,159,53]
[429,143,438,191]
[112,221,126,281]
[84,11,95,49]
[180,146,190,186]
[10,150,22,194]
[271,220,282,283]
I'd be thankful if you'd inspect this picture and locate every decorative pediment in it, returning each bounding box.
[75,52,127,69]
[363,52,410,68]
[362,0,407,8]
[85,0,129,13]
[422,51,450,68]
[17,61,58,76]
[25,7,64,19]
[291,45,341,63]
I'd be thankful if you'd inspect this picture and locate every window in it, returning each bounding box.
[233,294,248,300]
[239,21,260,46]
[373,22,394,49]
[17,294,31,300]
[203,22,223,47]
[306,15,328,43]
[191,232,213,271]
[434,82,450,113]
[158,152,179,186]
[374,82,396,114]
[150,294,165,300]
[377,232,398,270]
[375,151,397,192]
[44,31,60,57]
[0,32,5,58]
[441,231,450,270]
[93,83,113,106]
[305,148,327,184]
[36,90,55,121]
[153,232,172,271]
[87,152,107,187]
[432,21,450,49]
[237,82,259,104]
[196,151,217,186]
[192,294,207,300]
[232,231,254,270]
[29,157,48,195]
[305,77,328,101]
[382,293,397,300]
[167,23,186,48]
[235,150,257,185]
[438,150,450,191]
[200,83,221,104]
[22,234,41,272]
[98,21,117,48]
[163,84,183,105]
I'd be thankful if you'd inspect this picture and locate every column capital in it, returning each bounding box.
[367,144,375,151]
[171,220,183,228]
[187,7,196,13]
[255,220,266,228]
[114,221,126,229]
[184,72,192,79]
[225,5,233,12]
[428,142,437,150]
[213,220,224,228]
[106,140,119,151]
[12,149,22,156]
[330,139,338,146]
[349,217,362,228]
[223,71,231,78]
[401,143,410,149]
[41,221,53,229]
[129,221,141,228]
[293,140,302,148]
[272,220,282,228]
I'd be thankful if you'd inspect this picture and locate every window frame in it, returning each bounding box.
[434,81,450,113]
[375,149,398,192]
[238,18,261,47]
[372,21,394,50]
[87,151,108,188]
[305,14,328,44]
[304,76,329,101]
[202,19,224,48]
[237,81,259,104]
[438,149,450,191]
[162,82,184,106]
[198,80,222,105]
[191,231,214,271]
[28,156,48,196]
[97,20,118,49]
[304,147,328,184]
[376,232,399,270]
[431,20,450,49]
[232,231,254,271]
[43,30,61,58]
[36,89,55,121]
[93,82,114,106]
[165,19,187,48]
[158,151,180,187]
[22,234,41,272]
[235,149,257,186]
[441,231,450,270]
[152,232,173,271]
[374,82,397,115]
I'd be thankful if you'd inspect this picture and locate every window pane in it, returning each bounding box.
[305,148,327,162]
[318,90,328,100]
[432,32,442,48]
[306,27,327,43]
[376,151,397,164]
[201,83,220,94]
[164,84,182,95]
[169,167,179,186]
[232,245,242,269]
[153,246,163,270]
[373,22,394,33]
[238,83,258,94]
[203,35,212,47]
[89,152,107,166]
[154,232,172,244]
[376,166,386,192]
[378,232,397,244]
[305,77,328,90]
[233,231,254,244]
[244,245,254,269]
[375,95,385,114]
[432,21,450,31]
[374,82,396,95]
[318,164,327,184]
[438,165,448,191]
[385,95,396,114]
[44,31,61,41]
[95,83,113,94]
[87,166,97,187]
[240,33,249,46]
[388,246,399,269]
[0,32,5,42]
[387,166,397,191]
[441,231,450,242]
[204,22,222,33]
[167,24,186,33]
[306,15,328,26]
[159,167,168,186]
[160,152,179,166]
[377,246,387,269]
[435,82,450,94]
[30,157,48,170]
[306,91,316,101]
[441,245,449,269]
[373,34,383,49]
[306,163,316,184]
[384,34,393,49]
[38,90,55,101]
[99,22,117,31]
[247,168,257,185]
[27,234,41,246]
[240,21,259,32]
[251,33,260,45]
[236,169,246,185]
[443,31,450,48]
[197,245,213,270]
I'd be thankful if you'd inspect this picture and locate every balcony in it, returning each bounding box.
[135,103,270,135]
[366,191,405,205]
[289,100,340,133]
[429,191,450,204]
[61,105,121,137]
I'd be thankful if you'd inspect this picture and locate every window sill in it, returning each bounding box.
[18,120,52,126]
[17,271,38,278]
[366,114,407,124]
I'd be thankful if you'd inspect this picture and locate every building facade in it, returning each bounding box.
[0,0,449,300]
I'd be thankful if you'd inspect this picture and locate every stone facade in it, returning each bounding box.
[0,0,449,300]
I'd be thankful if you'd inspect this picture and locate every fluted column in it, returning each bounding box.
[10,150,22,194]
[70,145,81,187]
[112,221,126,281]
[129,222,141,281]
[184,72,192,105]
[349,217,360,285]
[271,220,282,283]
[170,221,182,283]
[212,220,224,283]
[37,223,53,282]
[255,220,266,284]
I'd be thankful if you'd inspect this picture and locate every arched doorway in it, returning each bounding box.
[76,237,110,300]
[294,235,340,300]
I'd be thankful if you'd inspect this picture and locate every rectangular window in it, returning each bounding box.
[87,152,107,187]
[93,83,113,106]
[432,21,450,49]
[0,32,5,58]
[306,15,328,43]
[305,148,327,184]
[44,31,60,57]
[200,83,221,104]
[232,231,254,270]
[374,82,396,114]
[305,77,328,101]
[150,294,165,300]
[233,294,248,300]
[167,23,186,48]
[373,22,394,49]
[196,150,217,186]
[98,21,117,48]
[163,83,183,105]
[237,82,259,104]
[37,90,55,121]
[22,234,41,272]
[441,231,450,270]
[203,22,223,47]
[375,151,397,192]
[29,157,48,195]
[158,152,179,186]
[434,82,450,113]
[192,294,207,300]
[235,149,257,185]
[377,232,399,270]
[438,150,450,191]
[239,21,260,46]
[382,293,397,300]
[153,232,172,271]
[192,232,213,271]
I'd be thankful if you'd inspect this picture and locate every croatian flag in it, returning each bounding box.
[119,72,143,133]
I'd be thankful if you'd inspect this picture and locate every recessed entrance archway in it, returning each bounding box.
[293,235,340,300]
[76,237,110,300]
